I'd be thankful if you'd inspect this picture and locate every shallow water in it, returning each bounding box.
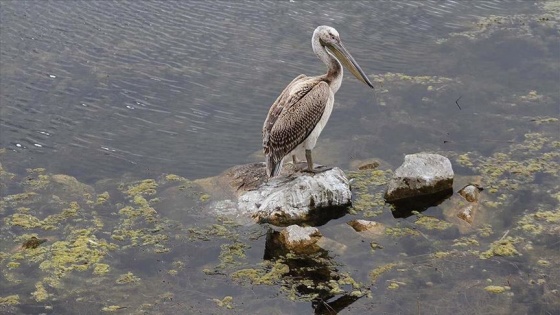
[1,1,559,314]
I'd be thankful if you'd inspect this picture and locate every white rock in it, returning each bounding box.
[239,167,351,225]
[202,163,352,225]
[385,153,454,201]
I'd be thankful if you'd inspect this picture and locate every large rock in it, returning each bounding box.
[199,163,352,226]
[385,153,454,202]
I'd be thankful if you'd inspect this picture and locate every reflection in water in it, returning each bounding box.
[263,229,362,314]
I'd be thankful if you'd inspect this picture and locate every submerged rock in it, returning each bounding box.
[279,225,323,254]
[347,219,384,233]
[347,219,385,238]
[458,184,483,203]
[443,176,486,233]
[385,153,454,202]
[200,163,351,226]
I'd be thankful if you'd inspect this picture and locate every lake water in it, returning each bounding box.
[1,1,558,314]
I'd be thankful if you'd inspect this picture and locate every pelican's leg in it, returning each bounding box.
[292,154,298,165]
[305,149,314,172]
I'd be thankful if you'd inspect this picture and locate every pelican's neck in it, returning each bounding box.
[312,34,343,93]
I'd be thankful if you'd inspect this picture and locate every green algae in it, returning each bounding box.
[188,222,237,241]
[172,260,185,270]
[6,261,20,269]
[5,213,43,229]
[517,207,560,235]
[387,282,400,290]
[31,281,49,302]
[533,210,560,223]
[370,263,399,283]
[453,237,480,247]
[0,294,20,306]
[199,193,211,202]
[3,192,38,205]
[231,260,290,285]
[102,305,127,312]
[93,263,110,275]
[348,169,392,216]
[96,191,110,205]
[484,285,508,294]
[4,201,82,230]
[22,168,50,190]
[116,272,141,284]
[479,237,520,259]
[38,229,114,278]
[477,224,494,238]
[123,179,158,197]
[455,132,559,209]
[415,215,453,230]
[164,174,183,182]
[213,296,234,309]
[217,241,248,269]
[384,227,419,237]
[439,8,559,43]
[537,259,550,266]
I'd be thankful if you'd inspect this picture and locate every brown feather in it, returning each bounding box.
[262,76,331,175]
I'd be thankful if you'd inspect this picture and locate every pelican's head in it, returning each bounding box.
[314,25,374,89]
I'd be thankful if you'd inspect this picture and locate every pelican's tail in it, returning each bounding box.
[266,156,283,178]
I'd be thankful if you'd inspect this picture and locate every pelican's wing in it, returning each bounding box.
[262,74,306,135]
[263,79,331,166]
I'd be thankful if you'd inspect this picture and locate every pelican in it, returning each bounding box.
[262,25,374,177]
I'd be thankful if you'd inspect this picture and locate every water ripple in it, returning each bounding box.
[0,0,539,181]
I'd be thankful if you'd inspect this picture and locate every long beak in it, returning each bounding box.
[327,42,374,89]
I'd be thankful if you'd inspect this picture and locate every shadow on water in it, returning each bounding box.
[1,1,559,314]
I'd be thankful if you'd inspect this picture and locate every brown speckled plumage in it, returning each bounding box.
[263,77,330,175]
[262,26,374,177]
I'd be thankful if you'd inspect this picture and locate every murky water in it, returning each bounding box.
[1,1,559,314]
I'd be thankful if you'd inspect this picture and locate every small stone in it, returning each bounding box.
[459,184,483,202]
[348,219,384,234]
[279,225,322,254]
[385,153,454,201]
[457,205,475,224]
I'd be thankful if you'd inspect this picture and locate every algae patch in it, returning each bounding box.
[484,285,509,294]
[479,237,520,259]
[213,296,234,309]
[415,215,453,230]
[370,263,399,283]
[31,281,49,302]
[116,272,141,284]
[348,169,392,216]
[231,260,289,285]
[0,295,20,306]
[93,263,111,275]
[123,179,158,197]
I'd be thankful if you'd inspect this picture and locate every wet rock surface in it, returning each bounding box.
[385,153,454,202]
[200,163,352,226]
[279,225,323,254]
[443,176,486,233]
